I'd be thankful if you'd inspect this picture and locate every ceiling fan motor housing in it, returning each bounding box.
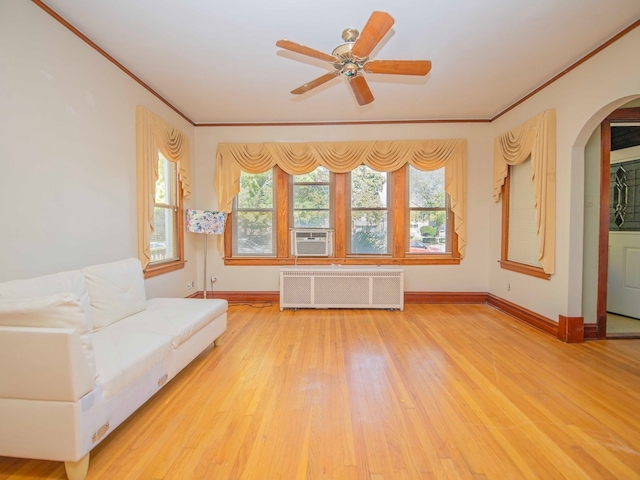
[332,41,367,77]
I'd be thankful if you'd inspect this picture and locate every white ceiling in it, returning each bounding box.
[42,0,640,124]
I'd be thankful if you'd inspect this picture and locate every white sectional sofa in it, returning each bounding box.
[0,258,227,480]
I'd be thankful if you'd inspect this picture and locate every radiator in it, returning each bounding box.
[279,266,404,310]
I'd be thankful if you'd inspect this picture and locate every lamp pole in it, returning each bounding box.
[203,235,209,299]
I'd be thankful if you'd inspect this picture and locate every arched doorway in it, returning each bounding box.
[597,105,640,338]
[578,96,640,340]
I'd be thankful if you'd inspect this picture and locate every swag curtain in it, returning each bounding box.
[493,109,556,274]
[136,106,191,270]
[215,139,467,257]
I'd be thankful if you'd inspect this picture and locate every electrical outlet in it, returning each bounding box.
[210,276,217,283]
[186,281,194,289]
[507,283,511,291]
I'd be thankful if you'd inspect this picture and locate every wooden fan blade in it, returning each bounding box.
[349,75,374,106]
[364,60,432,76]
[276,40,337,63]
[291,71,340,94]
[351,11,395,58]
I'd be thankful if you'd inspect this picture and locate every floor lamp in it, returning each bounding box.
[186,209,227,299]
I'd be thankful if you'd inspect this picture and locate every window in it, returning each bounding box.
[349,166,390,254]
[292,166,332,229]
[227,164,459,265]
[136,106,190,277]
[500,157,548,279]
[493,109,555,277]
[407,166,449,254]
[232,170,276,256]
[150,152,180,264]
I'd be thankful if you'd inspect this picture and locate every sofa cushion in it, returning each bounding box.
[83,258,147,331]
[0,269,93,328]
[113,298,228,348]
[91,327,172,400]
[0,293,96,379]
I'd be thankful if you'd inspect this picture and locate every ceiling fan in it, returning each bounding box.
[276,11,432,106]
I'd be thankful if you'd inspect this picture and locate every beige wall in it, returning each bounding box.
[4,1,640,323]
[0,1,199,298]
[489,27,640,320]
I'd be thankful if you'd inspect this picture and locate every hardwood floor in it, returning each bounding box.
[2,304,640,479]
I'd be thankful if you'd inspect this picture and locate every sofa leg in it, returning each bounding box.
[214,336,222,347]
[64,453,90,480]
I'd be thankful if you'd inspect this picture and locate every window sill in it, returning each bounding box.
[144,259,186,279]
[224,255,460,266]
[499,260,550,280]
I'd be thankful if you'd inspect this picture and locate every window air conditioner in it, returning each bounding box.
[291,229,332,257]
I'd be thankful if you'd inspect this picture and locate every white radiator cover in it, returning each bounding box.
[279,266,404,310]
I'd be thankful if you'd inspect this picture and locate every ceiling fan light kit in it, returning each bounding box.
[276,11,432,106]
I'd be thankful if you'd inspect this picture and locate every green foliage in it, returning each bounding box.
[351,166,386,209]
[409,167,445,208]
[293,168,331,228]
[420,225,436,237]
[238,171,273,208]
[294,167,329,183]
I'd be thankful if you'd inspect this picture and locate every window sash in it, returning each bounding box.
[291,170,332,229]
[347,167,390,255]
[150,154,180,265]
[407,166,450,254]
[232,170,277,257]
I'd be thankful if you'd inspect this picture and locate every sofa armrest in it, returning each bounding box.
[0,326,96,402]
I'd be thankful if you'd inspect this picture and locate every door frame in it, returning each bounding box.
[597,107,640,338]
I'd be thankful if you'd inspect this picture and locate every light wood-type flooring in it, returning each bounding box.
[2,303,640,479]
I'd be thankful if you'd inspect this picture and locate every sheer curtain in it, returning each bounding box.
[136,106,191,270]
[215,139,467,257]
[493,109,556,274]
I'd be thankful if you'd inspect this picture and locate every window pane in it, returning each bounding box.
[293,167,331,229]
[351,211,388,254]
[155,153,175,205]
[293,185,329,209]
[294,166,329,183]
[508,161,541,267]
[408,166,448,254]
[293,210,330,229]
[409,211,446,253]
[293,184,330,228]
[151,153,179,265]
[237,171,273,209]
[236,211,275,255]
[151,206,178,262]
[233,170,276,256]
[351,166,387,208]
[409,167,445,208]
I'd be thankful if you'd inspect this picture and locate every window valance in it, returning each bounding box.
[136,106,191,269]
[493,109,556,274]
[215,139,467,257]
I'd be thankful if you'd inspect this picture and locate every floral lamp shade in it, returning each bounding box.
[186,210,227,235]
